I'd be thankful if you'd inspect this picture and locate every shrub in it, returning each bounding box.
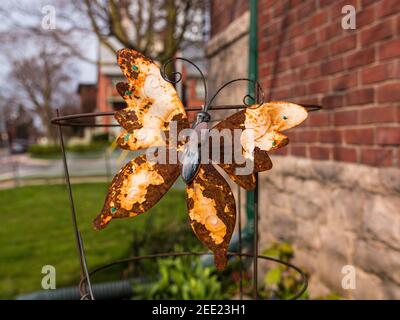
[261,242,309,299]
[134,255,224,300]
[28,142,109,157]
[66,141,106,153]
[28,144,61,158]
[92,133,110,142]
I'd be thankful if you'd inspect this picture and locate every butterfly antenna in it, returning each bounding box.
[161,57,209,112]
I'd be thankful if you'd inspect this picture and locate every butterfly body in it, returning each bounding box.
[181,111,211,184]
[181,142,201,184]
[93,49,309,270]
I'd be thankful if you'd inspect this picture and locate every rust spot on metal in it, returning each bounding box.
[212,110,272,187]
[93,152,180,230]
[113,49,189,152]
[186,164,236,270]
[211,101,308,183]
[241,102,307,156]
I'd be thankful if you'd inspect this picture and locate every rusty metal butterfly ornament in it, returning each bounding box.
[93,49,308,270]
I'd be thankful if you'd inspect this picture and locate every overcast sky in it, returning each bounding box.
[0,0,97,85]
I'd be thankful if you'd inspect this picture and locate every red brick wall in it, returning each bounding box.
[210,0,249,36]
[258,0,400,167]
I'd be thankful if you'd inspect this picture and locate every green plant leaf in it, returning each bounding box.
[264,268,282,286]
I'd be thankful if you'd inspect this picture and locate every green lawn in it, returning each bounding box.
[0,183,196,299]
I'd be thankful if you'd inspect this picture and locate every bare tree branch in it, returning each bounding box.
[82,0,120,54]
[1,0,207,66]
[8,47,78,142]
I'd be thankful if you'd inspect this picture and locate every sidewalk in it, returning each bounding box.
[0,150,186,190]
[0,151,129,189]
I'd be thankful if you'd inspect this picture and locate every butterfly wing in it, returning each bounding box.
[93,153,180,230]
[211,101,308,190]
[114,49,189,151]
[186,164,236,270]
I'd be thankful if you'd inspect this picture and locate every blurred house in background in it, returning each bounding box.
[208,0,400,299]
[4,105,37,152]
[96,42,126,135]
[77,84,97,114]
[76,84,97,129]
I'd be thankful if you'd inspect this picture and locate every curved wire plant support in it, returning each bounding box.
[51,56,321,300]
[78,252,308,300]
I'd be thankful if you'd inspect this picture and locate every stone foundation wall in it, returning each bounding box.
[259,156,400,299]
